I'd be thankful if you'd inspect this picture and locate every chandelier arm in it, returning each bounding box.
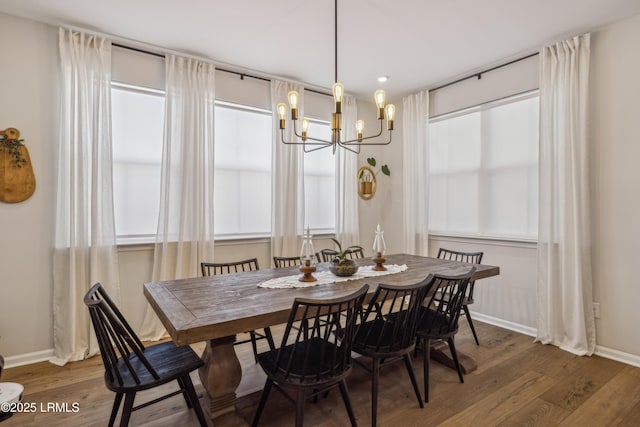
[338,143,360,155]
[341,133,392,146]
[280,129,306,145]
[292,120,334,145]
[303,135,336,145]
[339,120,384,145]
[281,135,329,147]
[304,143,333,153]
[281,128,330,146]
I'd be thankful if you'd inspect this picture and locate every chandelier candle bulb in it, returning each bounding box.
[385,104,395,130]
[301,118,310,140]
[288,90,299,120]
[333,82,344,113]
[375,90,386,119]
[356,120,365,142]
[277,103,287,129]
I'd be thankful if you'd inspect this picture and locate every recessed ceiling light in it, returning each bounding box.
[377,75,390,83]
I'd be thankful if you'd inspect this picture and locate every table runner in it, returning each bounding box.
[258,264,408,289]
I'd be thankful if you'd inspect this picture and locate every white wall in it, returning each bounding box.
[356,97,404,256]
[589,13,640,357]
[0,13,379,362]
[2,10,640,366]
[416,13,640,361]
[428,236,537,333]
[0,13,57,359]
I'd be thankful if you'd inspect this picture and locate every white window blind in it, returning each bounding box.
[429,92,539,239]
[303,120,335,233]
[213,103,272,236]
[112,81,336,240]
[112,84,164,238]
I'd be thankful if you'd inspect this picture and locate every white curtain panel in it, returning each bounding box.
[334,95,360,247]
[537,33,595,355]
[139,55,216,341]
[52,28,121,365]
[402,90,430,255]
[270,80,305,259]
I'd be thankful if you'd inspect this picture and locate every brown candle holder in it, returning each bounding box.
[373,252,387,271]
[299,259,317,282]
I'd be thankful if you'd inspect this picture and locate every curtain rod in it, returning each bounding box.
[112,43,331,97]
[430,52,539,92]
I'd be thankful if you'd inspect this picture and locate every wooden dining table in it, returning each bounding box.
[144,253,499,419]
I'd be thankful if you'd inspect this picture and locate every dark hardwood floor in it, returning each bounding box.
[3,321,639,426]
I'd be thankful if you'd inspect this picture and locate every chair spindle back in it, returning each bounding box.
[84,283,158,386]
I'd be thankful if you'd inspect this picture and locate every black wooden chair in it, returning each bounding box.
[252,285,369,427]
[350,278,433,426]
[320,247,364,263]
[436,248,484,345]
[416,267,476,402]
[200,258,275,362]
[201,257,261,276]
[273,253,320,268]
[84,283,208,427]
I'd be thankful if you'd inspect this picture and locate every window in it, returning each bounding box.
[214,102,272,236]
[112,86,335,240]
[303,120,335,233]
[111,83,164,238]
[429,92,539,239]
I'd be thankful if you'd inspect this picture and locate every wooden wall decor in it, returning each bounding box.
[0,128,36,203]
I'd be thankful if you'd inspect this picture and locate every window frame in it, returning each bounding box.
[111,81,165,244]
[301,117,336,235]
[212,100,273,239]
[428,90,539,242]
[111,84,337,245]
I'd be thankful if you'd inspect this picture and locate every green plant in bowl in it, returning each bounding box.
[328,238,362,277]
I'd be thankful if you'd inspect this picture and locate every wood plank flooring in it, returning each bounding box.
[2,321,639,426]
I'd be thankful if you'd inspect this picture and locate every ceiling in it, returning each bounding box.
[2,0,640,100]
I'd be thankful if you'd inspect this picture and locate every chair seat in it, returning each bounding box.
[416,309,458,339]
[415,268,475,403]
[85,283,208,427]
[252,285,367,427]
[258,337,351,388]
[107,341,204,393]
[352,316,417,358]
[436,248,483,346]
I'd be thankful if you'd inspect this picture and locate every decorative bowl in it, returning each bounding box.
[329,259,358,277]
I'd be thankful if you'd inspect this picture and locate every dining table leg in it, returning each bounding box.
[198,335,242,419]
[430,341,477,374]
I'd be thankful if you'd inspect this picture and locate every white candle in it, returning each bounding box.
[376,224,382,254]
[305,225,311,260]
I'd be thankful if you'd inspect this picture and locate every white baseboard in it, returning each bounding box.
[471,312,537,337]
[472,312,640,367]
[4,349,54,369]
[594,345,640,368]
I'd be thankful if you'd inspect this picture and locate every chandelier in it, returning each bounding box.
[277,0,395,154]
